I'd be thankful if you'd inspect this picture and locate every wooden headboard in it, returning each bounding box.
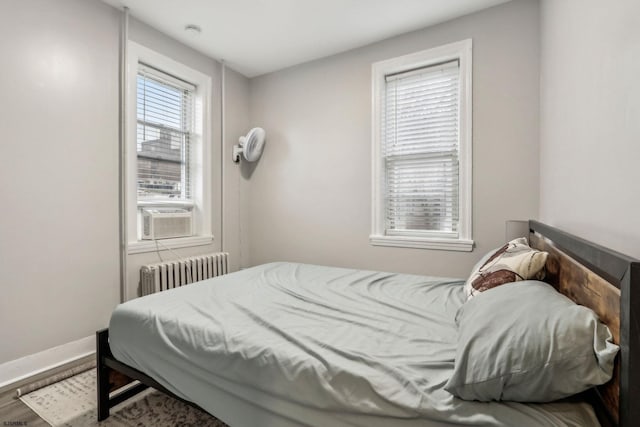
[528,221,640,427]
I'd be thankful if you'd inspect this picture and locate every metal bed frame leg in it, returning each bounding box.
[96,328,154,421]
[96,329,111,421]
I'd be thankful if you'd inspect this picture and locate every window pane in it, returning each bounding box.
[136,71,192,200]
[385,155,459,232]
[383,60,460,233]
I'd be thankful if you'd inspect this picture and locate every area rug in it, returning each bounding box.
[20,369,228,426]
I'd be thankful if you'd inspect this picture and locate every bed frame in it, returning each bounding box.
[96,328,207,420]
[96,220,639,425]
[527,221,639,426]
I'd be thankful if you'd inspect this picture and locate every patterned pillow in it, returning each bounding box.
[464,238,548,300]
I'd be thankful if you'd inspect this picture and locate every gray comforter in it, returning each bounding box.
[109,262,599,426]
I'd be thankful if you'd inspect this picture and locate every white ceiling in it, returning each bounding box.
[101,0,511,77]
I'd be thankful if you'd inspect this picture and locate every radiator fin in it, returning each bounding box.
[139,252,229,296]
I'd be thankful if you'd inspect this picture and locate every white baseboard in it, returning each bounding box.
[0,335,95,389]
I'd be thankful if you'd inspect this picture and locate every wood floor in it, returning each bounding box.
[0,398,48,426]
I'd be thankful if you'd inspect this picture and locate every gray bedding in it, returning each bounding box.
[109,262,599,426]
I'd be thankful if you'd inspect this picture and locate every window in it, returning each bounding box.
[370,40,473,251]
[136,66,194,203]
[126,42,212,253]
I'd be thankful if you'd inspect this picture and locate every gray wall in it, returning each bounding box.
[0,0,120,363]
[222,66,252,271]
[247,0,540,277]
[13,0,638,370]
[539,0,640,258]
[0,0,250,363]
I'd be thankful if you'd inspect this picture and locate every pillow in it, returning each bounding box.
[464,237,548,300]
[445,281,619,402]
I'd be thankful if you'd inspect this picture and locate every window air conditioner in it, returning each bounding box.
[142,208,193,240]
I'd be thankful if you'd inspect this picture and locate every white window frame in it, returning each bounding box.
[370,39,473,252]
[126,42,213,254]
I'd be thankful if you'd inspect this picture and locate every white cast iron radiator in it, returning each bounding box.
[139,252,229,296]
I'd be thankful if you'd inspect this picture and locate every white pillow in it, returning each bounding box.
[447,281,619,402]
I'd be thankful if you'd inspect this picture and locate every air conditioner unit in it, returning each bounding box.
[142,208,193,240]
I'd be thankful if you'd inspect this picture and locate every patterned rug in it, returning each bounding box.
[20,369,228,426]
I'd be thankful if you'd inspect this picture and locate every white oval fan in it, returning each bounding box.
[233,127,266,162]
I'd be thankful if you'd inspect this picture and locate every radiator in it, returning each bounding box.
[139,252,229,296]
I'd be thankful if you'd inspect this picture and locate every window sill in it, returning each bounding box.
[138,200,194,209]
[127,235,214,255]
[369,235,474,252]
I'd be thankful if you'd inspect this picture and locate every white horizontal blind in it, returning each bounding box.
[383,60,460,235]
[137,65,194,202]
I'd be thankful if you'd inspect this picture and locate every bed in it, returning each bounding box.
[96,221,640,426]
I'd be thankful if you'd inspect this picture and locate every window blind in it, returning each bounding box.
[383,60,460,235]
[136,65,194,201]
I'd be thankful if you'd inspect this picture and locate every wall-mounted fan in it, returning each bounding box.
[233,127,266,163]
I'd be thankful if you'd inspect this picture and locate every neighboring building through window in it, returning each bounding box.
[126,42,212,253]
[370,40,473,251]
